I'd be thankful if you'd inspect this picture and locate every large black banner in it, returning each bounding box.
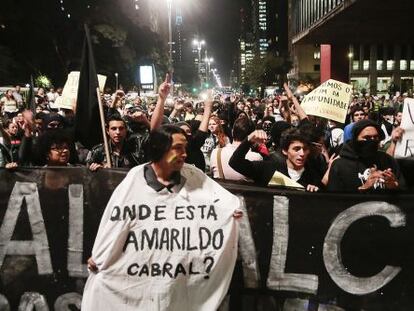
[0,167,413,310]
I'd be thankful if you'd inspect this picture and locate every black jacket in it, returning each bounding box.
[186,130,209,171]
[87,133,149,168]
[229,139,322,188]
[327,142,404,192]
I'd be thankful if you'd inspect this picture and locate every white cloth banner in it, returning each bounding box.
[395,98,414,158]
[301,79,352,123]
[82,164,240,311]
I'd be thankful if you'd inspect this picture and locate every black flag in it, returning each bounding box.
[27,75,36,113]
[75,24,102,150]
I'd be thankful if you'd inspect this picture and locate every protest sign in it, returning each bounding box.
[301,79,352,123]
[57,71,106,110]
[1,98,17,113]
[395,98,414,158]
[82,164,239,311]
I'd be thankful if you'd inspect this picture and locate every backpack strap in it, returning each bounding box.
[217,148,225,180]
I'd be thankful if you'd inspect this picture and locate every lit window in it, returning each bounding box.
[400,60,407,70]
[410,60,414,70]
[363,60,369,70]
[376,60,383,70]
[386,60,394,70]
[352,61,359,70]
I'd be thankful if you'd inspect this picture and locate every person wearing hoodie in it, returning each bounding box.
[327,119,404,192]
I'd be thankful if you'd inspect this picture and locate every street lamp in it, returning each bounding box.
[204,57,213,86]
[193,39,205,88]
[167,0,173,73]
[114,72,119,90]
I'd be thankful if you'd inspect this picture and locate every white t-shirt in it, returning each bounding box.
[210,142,263,181]
[287,167,304,182]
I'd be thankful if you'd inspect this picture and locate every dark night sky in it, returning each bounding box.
[183,0,250,83]
[0,0,251,86]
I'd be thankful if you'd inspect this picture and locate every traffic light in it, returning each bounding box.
[204,83,209,88]
[192,87,198,93]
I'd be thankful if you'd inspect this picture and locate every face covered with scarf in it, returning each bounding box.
[351,119,384,161]
[354,127,380,158]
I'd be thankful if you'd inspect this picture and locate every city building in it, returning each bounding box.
[288,0,414,94]
[236,1,288,86]
[172,7,197,85]
[252,0,269,58]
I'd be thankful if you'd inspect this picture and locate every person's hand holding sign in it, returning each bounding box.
[87,257,98,273]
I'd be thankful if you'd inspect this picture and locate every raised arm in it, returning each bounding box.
[283,83,308,120]
[198,91,213,132]
[150,73,171,131]
[386,127,404,157]
[229,130,271,186]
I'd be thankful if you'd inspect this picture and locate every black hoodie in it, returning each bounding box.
[327,142,404,192]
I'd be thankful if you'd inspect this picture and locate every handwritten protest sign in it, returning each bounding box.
[82,164,239,311]
[301,79,352,123]
[395,98,414,158]
[56,71,106,110]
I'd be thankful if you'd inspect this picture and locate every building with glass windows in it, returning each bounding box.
[236,0,288,85]
[288,0,414,94]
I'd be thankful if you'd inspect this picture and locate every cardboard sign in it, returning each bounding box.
[395,98,414,158]
[57,71,107,110]
[82,164,239,310]
[301,79,352,123]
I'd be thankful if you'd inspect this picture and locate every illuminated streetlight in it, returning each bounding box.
[204,57,214,86]
[193,39,206,88]
[167,0,173,73]
[114,72,119,90]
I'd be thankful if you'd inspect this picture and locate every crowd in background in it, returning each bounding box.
[0,79,410,193]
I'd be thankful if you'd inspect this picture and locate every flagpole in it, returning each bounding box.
[96,87,112,168]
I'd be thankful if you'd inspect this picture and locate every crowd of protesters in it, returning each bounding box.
[0,78,410,193]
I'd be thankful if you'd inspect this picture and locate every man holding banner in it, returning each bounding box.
[82,124,242,310]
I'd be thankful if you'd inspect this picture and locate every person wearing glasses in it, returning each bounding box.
[327,119,404,192]
[37,130,73,166]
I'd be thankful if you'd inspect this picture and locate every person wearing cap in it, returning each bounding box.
[327,119,404,192]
